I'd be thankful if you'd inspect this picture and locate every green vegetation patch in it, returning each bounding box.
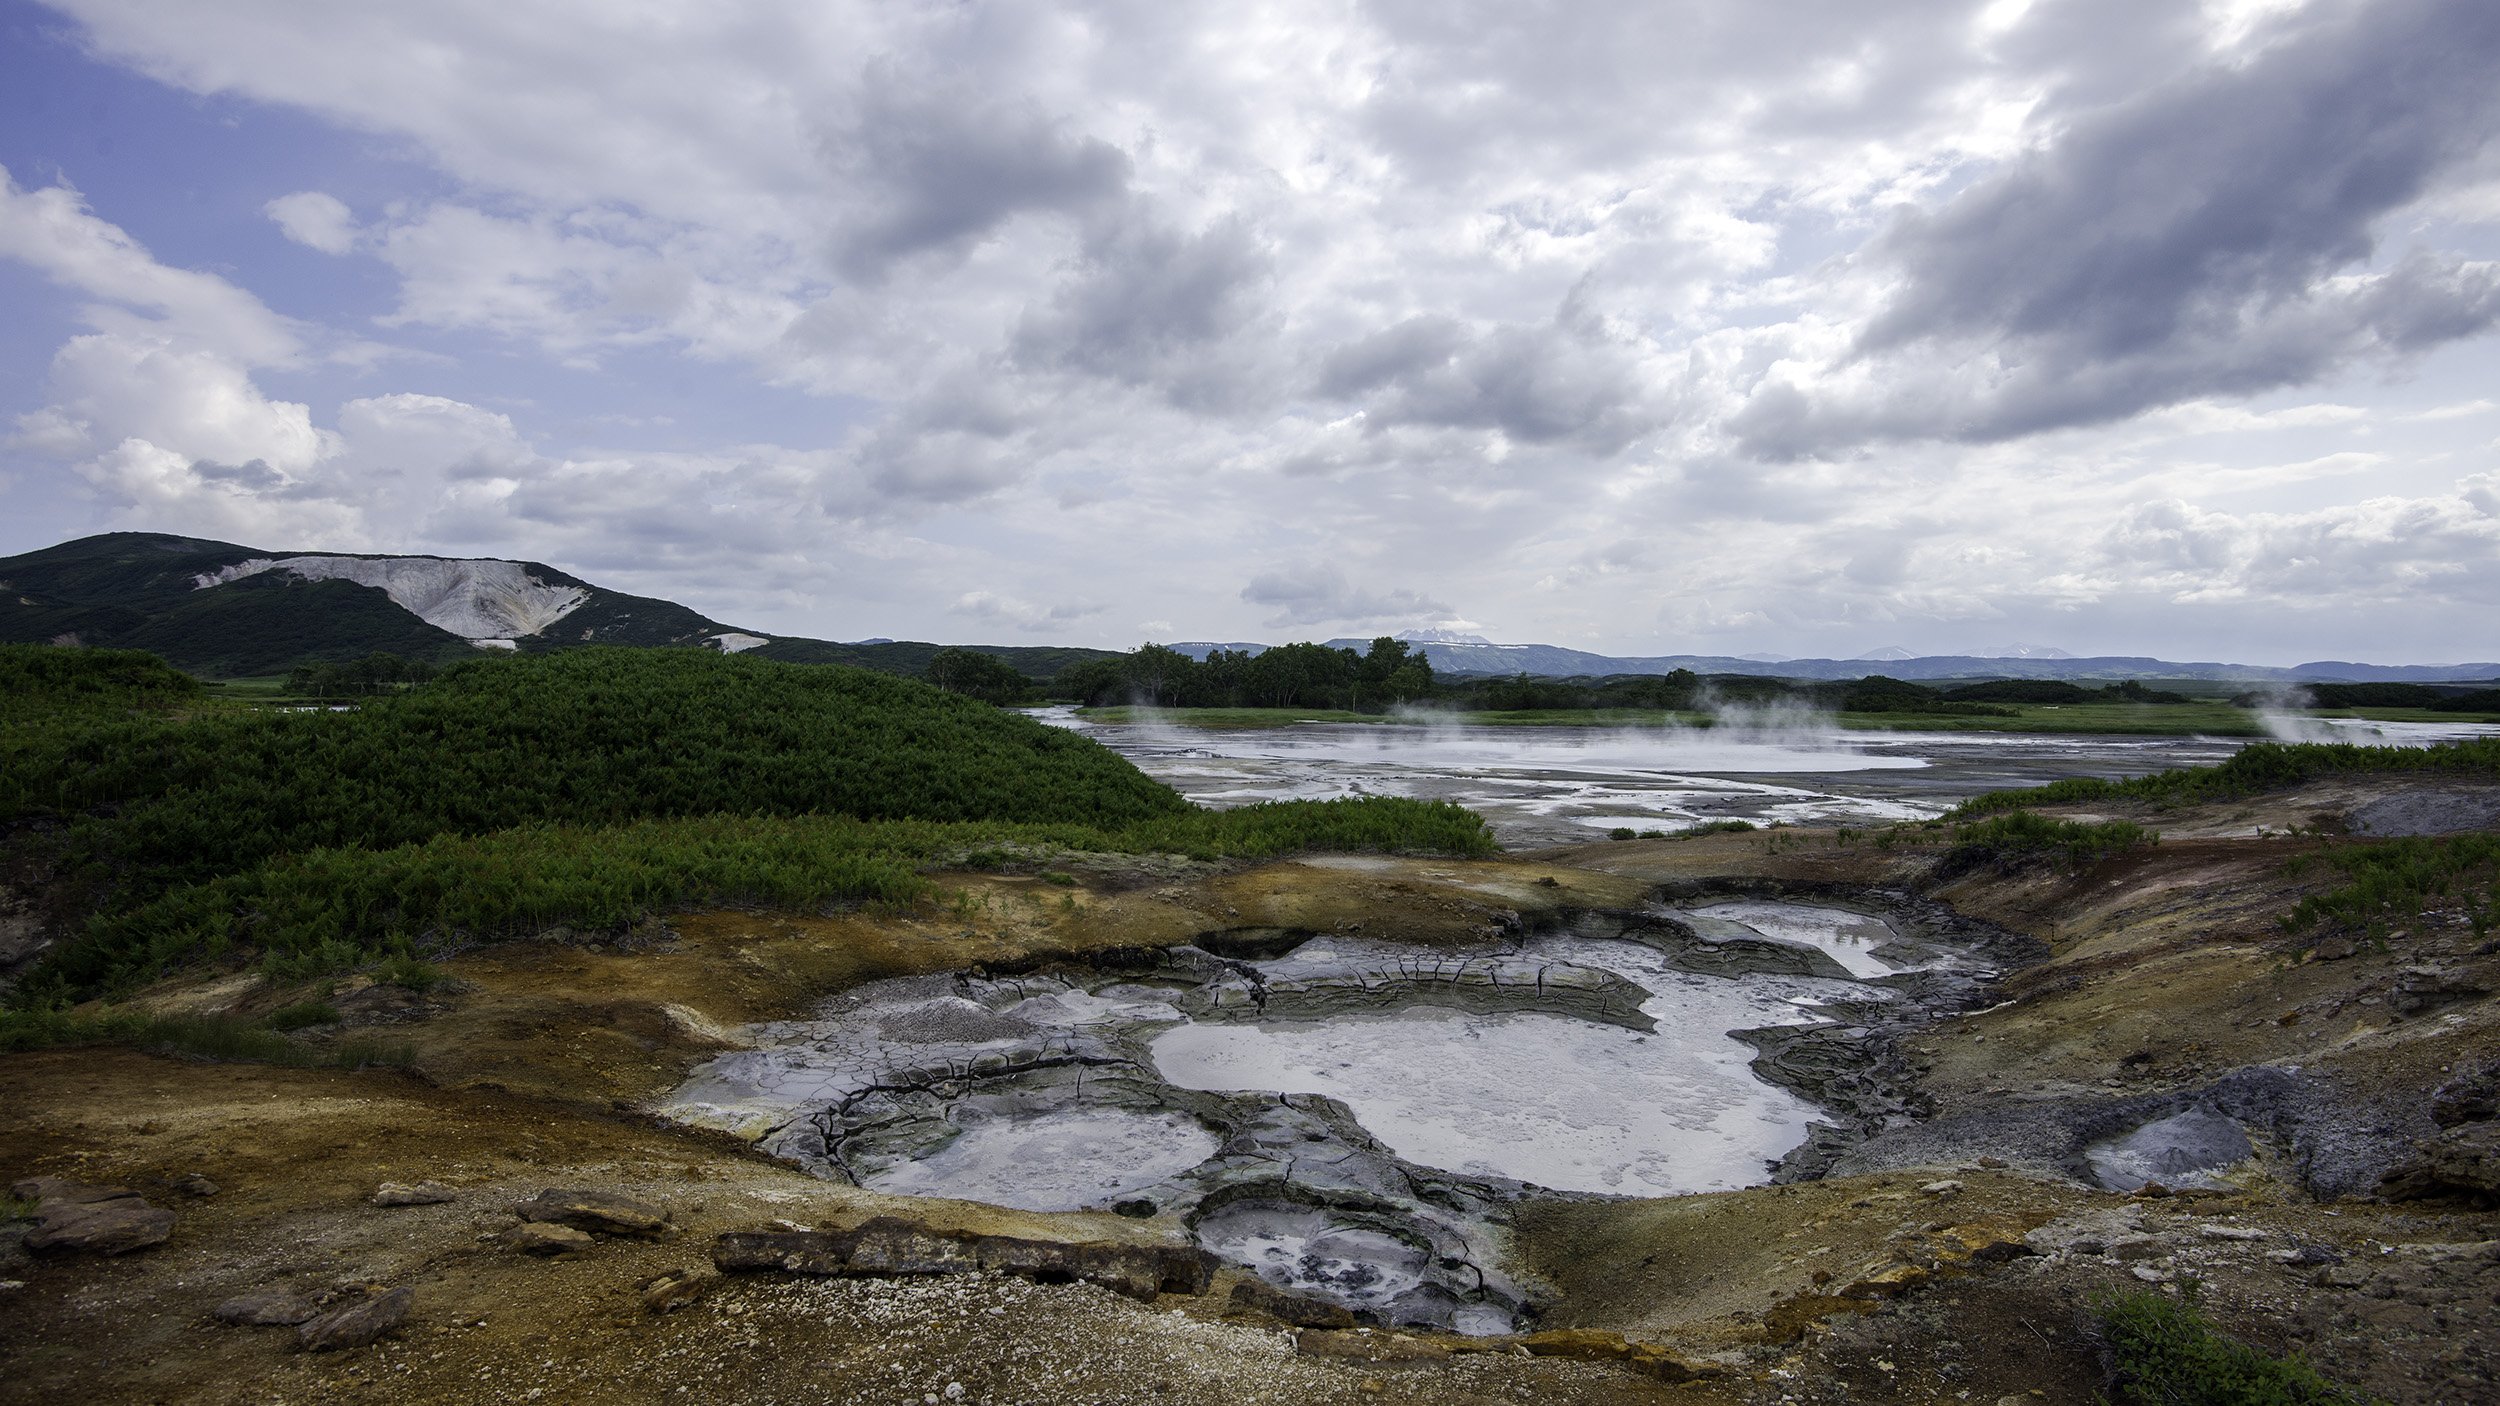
[1945,811,2157,869]
[0,1007,414,1068]
[4,646,1496,1005]
[2283,834,2500,943]
[35,799,1492,995]
[2095,1289,2378,1405]
[3,646,1192,902]
[1953,739,2500,819]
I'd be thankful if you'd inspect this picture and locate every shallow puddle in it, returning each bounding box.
[658,901,1953,1330]
[853,1105,1221,1211]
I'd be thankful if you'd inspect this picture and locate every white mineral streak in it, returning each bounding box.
[1678,900,1916,979]
[194,556,588,639]
[711,633,770,653]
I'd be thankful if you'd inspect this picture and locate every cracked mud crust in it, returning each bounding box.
[4,777,2498,1404]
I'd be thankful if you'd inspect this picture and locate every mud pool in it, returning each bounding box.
[1033,708,2495,846]
[660,896,2004,1330]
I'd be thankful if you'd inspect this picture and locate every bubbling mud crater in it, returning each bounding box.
[659,893,2036,1332]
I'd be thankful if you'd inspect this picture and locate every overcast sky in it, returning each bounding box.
[3,0,2497,664]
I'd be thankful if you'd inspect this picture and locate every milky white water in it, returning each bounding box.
[1033,707,2499,846]
[855,1107,1220,1210]
[1149,936,1841,1195]
[1676,901,1918,979]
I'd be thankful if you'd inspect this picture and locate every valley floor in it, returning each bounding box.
[5,776,2498,1404]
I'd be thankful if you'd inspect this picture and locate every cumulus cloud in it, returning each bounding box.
[0,165,304,365]
[826,65,1130,278]
[8,0,2500,662]
[1738,0,2500,457]
[264,191,359,254]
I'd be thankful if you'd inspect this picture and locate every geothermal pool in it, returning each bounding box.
[1033,708,2497,846]
[660,898,1964,1329]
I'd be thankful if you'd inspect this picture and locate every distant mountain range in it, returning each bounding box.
[9,532,2493,686]
[1164,636,2500,685]
[0,533,1116,680]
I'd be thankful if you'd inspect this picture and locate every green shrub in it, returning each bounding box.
[3,647,1499,1000]
[2282,834,2500,941]
[1946,811,2155,869]
[0,1007,413,1068]
[2095,1289,2378,1404]
[263,1000,339,1031]
[1955,739,2500,819]
[376,954,446,992]
[22,799,1496,995]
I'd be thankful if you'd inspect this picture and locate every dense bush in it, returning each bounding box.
[2095,1289,2377,1405]
[1953,739,2500,819]
[1056,638,1433,711]
[3,646,1496,1002]
[2283,834,2499,942]
[1945,811,2156,869]
[3,647,1192,899]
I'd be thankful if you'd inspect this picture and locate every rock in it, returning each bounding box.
[2111,1240,2168,1262]
[1230,1277,1358,1329]
[1939,1226,2038,1264]
[371,1181,456,1207]
[640,1266,718,1313]
[2431,1064,2500,1128]
[1839,1264,1930,1299]
[2309,937,2357,962]
[713,1218,1216,1301]
[22,1184,173,1256]
[297,1286,412,1352]
[1920,1179,1964,1197]
[2392,967,2487,1017]
[214,1290,321,1326]
[1293,1329,1451,1363]
[2198,1225,2268,1242]
[506,1222,597,1256]
[171,1174,219,1198]
[1763,1293,1879,1342]
[11,1178,136,1205]
[512,1188,671,1238]
[1976,1156,2009,1169]
[2380,1121,2500,1200]
[1505,1328,1724,1383]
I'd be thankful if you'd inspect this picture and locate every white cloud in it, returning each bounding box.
[264,191,359,254]
[4,0,2496,663]
[0,165,303,365]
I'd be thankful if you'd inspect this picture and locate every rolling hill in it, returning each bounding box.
[0,533,1117,681]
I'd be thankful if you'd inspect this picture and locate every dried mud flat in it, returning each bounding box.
[4,780,2498,1404]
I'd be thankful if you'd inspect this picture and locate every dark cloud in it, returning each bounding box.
[1239,564,1449,629]
[1011,213,1275,408]
[189,458,286,491]
[827,66,1130,278]
[1748,0,2500,457]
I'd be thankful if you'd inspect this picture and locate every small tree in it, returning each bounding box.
[927,648,1032,705]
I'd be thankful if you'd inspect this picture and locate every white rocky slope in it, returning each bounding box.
[194,556,589,641]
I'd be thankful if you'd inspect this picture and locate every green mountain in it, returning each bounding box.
[0,532,1117,681]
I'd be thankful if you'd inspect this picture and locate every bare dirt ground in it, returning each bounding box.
[5,783,2496,1404]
